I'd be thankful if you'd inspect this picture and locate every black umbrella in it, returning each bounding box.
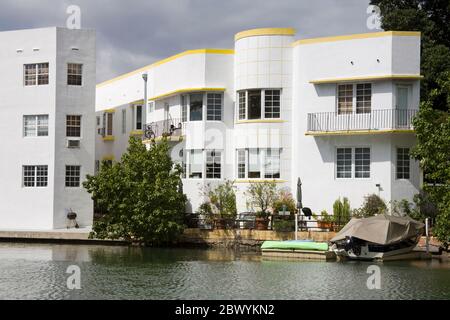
[296,177,303,211]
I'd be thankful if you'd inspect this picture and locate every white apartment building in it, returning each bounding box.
[96,28,422,214]
[0,27,96,230]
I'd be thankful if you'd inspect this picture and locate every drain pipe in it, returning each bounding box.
[425,217,430,254]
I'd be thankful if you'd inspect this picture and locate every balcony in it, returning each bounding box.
[144,118,185,142]
[306,109,418,135]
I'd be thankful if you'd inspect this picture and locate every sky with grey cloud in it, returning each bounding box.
[0,0,376,83]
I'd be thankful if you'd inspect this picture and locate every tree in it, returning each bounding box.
[371,0,450,110]
[83,137,187,245]
[203,180,237,218]
[246,181,277,218]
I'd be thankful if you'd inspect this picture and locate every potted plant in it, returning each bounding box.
[246,181,277,230]
[317,210,333,230]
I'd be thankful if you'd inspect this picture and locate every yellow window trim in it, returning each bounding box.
[149,87,226,101]
[102,155,115,161]
[309,74,423,84]
[305,129,415,136]
[235,28,296,41]
[236,119,286,124]
[102,135,115,141]
[235,179,288,184]
[96,49,234,88]
[130,130,144,136]
[293,31,421,46]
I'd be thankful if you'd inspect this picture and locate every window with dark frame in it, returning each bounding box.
[189,93,203,121]
[67,63,83,86]
[66,115,81,137]
[248,90,261,120]
[65,165,81,187]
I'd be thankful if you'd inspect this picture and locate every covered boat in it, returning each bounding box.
[330,215,424,260]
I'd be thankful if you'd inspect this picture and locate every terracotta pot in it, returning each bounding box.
[317,221,333,229]
[255,218,269,230]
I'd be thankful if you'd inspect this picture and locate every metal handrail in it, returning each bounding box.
[145,117,184,139]
[307,109,418,132]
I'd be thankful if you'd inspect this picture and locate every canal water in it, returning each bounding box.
[0,243,449,300]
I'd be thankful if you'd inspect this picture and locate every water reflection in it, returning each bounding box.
[0,243,449,300]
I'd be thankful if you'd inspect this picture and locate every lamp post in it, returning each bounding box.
[142,73,148,125]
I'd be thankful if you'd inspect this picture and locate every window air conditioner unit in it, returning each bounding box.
[67,139,81,148]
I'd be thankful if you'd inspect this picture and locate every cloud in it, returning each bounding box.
[0,0,373,82]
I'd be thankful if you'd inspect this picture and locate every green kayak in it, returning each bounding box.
[261,240,329,251]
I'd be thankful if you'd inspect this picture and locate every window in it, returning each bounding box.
[66,115,81,137]
[133,105,143,130]
[238,89,281,121]
[336,147,371,179]
[23,165,48,187]
[122,109,126,134]
[96,116,100,126]
[67,63,82,86]
[355,147,371,178]
[181,96,187,122]
[189,93,203,121]
[237,149,246,179]
[65,165,81,187]
[24,63,49,86]
[248,90,261,120]
[356,83,371,114]
[207,93,222,121]
[264,149,280,179]
[265,90,281,119]
[336,148,352,178]
[337,84,353,114]
[24,115,48,137]
[248,149,261,178]
[103,113,114,136]
[206,150,221,179]
[95,160,100,174]
[180,149,187,179]
[238,92,246,120]
[397,148,410,179]
[189,150,203,178]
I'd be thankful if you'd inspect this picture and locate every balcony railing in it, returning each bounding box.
[144,117,185,140]
[307,109,418,133]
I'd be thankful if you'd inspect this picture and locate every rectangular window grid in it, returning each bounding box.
[397,148,410,179]
[24,63,49,86]
[238,92,246,120]
[65,165,81,187]
[264,149,280,179]
[206,150,221,179]
[337,84,353,114]
[207,93,222,121]
[355,147,371,178]
[356,83,372,114]
[66,115,81,137]
[23,165,48,187]
[336,148,352,178]
[67,63,82,86]
[24,115,48,137]
[264,90,281,119]
[237,150,246,179]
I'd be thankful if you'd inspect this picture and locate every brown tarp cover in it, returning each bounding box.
[331,215,424,245]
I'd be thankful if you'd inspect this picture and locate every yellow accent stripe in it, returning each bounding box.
[234,179,288,184]
[149,87,226,101]
[305,129,415,136]
[102,155,115,161]
[236,119,286,124]
[293,31,421,46]
[130,130,144,136]
[104,109,116,113]
[96,49,234,88]
[130,99,144,105]
[235,28,296,41]
[102,135,115,141]
[310,74,423,84]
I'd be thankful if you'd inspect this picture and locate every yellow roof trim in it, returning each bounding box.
[149,87,226,101]
[293,31,421,46]
[305,129,415,136]
[96,49,234,88]
[235,28,296,41]
[236,119,286,124]
[104,109,116,113]
[310,74,423,84]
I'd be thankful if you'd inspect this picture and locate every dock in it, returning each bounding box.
[261,249,337,261]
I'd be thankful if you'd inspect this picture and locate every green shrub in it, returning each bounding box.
[333,197,351,224]
[273,220,295,232]
[360,194,387,217]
